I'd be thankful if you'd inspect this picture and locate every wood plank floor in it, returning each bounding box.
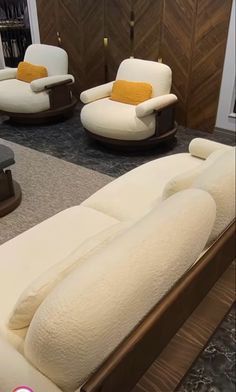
[132,261,235,392]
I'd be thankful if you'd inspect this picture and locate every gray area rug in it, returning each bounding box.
[0,139,112,244]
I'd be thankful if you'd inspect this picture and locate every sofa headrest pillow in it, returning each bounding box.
[189,138,231,160]
[192,148,235,245]
[8,221,131,330]
[162,148,228,200]
[24,189,216,392]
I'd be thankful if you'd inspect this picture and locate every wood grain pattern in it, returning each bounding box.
[36,0,59,45]
[79,0,105,90]
[56,0,82,97]
[105,0,132,81]
[133,0,163,61]
[133,261,235,392]
[187,0,232,131]
[161,0,197,124]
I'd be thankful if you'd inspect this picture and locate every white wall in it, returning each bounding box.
[27,0,41,44]
[216,0,235,132]
[0,35,5,68]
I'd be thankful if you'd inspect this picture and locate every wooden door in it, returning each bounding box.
[36,0,59,46]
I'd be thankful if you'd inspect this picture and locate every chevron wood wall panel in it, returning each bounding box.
[36,0,58,46]
[161,0,197,124]
[56,0,83,97]
[105,0,132,81]
[133,0,163,61]
[187,0,232,131]
[79,0,105,90]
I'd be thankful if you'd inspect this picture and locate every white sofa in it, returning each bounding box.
[0,138,235,392]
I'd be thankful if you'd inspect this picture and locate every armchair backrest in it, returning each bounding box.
[116,58,172,97]
[24,44,68,76]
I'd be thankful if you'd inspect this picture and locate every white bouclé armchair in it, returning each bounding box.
[80,58,178,149]
[0,44,76,123]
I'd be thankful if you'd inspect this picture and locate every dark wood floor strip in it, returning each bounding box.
[132,261,235,392]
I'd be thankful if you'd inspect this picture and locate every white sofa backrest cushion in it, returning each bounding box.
[193,148,236,244]
[189,137,231,159]
[24,44,68,76]
[24,189,216,392]
[116,59,172,97]
[162,148,229,200]
[8,221,131,330]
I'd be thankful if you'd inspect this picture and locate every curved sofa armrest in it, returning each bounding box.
[0,67,17,81]
[30,74,74,92]
[80,81,114,104]
[189,138,232,160]
[136,94,178,118]
[0,338,62,392]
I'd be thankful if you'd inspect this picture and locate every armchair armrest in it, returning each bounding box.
[80,81,114,104]
[30,74,74,92]
[136,94,178,118]
[0,338,62,392]
[0,67,17,81]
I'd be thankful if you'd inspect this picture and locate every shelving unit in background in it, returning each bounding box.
[0,0,31,67]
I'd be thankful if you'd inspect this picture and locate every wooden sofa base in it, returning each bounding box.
[1,97,77,125]
[85,127,177,152]
[82,221,236,392]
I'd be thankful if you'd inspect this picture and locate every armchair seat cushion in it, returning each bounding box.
[0,79,50,113]
[81,98,156,141]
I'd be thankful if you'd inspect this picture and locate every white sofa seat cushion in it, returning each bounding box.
[193,148,236,244]
[0,338,62,392]
[80,97,156,141]
[8,221,130,330]
[82,153,203,221]
[24,189,216,392]
[0,79,50,113]
[0,205,118,350]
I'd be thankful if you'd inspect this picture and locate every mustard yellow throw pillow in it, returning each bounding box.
[16,61,48,83]
[110,80,152,105]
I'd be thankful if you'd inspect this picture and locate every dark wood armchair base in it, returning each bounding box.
[85,126,177,152]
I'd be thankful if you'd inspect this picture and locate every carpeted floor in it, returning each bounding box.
[0,138,112,244]
[0,105,235,177]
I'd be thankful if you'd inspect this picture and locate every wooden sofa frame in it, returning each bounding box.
[82,220,236,392]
